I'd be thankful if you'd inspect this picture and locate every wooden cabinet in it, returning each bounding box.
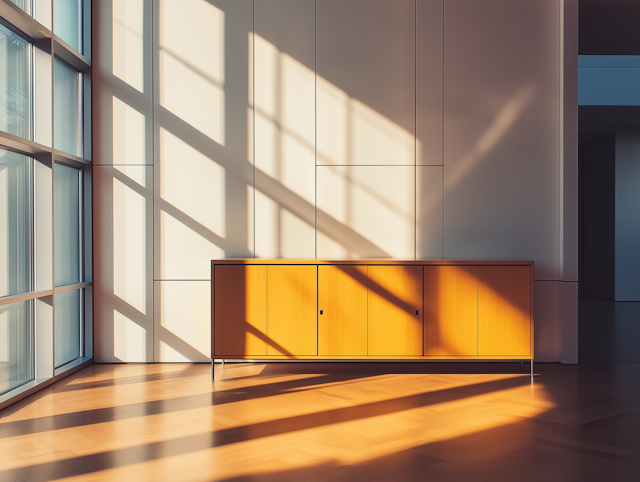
[213,264,317,357]
[212,260,533,362]
[213,265,267,356]
[318,264,422,356]
[424,265,478,356]
[368,266,423,356]
[267,265,317,356]
[423,265,532,358]
[318,265,368,356]
[478,266,531,356]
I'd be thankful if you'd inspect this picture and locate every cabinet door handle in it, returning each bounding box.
[320,310,323,315]
[415,310,419,315]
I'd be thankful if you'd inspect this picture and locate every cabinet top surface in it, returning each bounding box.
[212,259,534,266]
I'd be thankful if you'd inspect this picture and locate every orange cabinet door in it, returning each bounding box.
[478,266,531,356]
[368,265,423,356]
[318,265,368,356]
[424,266,478,356]
[214,265,267,356]
[267,265,318,356]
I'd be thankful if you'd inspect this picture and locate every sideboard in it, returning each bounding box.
[211,259,534,378]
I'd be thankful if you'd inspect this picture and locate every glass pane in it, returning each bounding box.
[0,150,31,298]
[0,300,33,395]
[55,289,81,367]
[54,164,80,286]
[54,57,80,156]
[10,0,31,15]
[0,23,31,140]
[54,0,81,53]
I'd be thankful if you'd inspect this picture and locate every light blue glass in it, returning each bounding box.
[10,0,30,15]
[577,55,607,68]
[54,57,80,156]
[578,56,640,106]
[0,23,31,139]
[607,68,640,106]
[606,56,640,68]
[55,289,81,368]
[54,0,81,53]
[0,300,33,395]
[54,164,80,286]
[0,150,31,297]
[578,68,607,105]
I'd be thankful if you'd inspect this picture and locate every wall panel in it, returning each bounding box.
[94,165,154,362]
[534,280,560,362]
[94,0,153,166]
[560,281,578,363]
[417,166,443,259]
[154,281,211,362]
[155,129,226,280]
[316,0,415,166]
[416,0,443,166]
[442,0,561,281]
[317,166,415,259]
[254,0,315,258]
[154,0,254,262]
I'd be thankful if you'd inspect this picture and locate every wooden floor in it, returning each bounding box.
[1,362,640,481]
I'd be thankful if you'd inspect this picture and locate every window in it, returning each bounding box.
[0,0,92,407]
[54,0,82,54]
[0,299,33,395]
[54,163,81,286]
[0,149,32,298]
[54,57,81,157]
[55,289,82,368]
[0,22,31,140]
[10,0,31,14]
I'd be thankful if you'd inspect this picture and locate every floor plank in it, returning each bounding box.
[1,363,640,481]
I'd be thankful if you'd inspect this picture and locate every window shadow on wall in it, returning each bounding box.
[100,0,537,363]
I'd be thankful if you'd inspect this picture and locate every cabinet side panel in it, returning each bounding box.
[267,265,318,356]
[318,265,368,356]
[368,266,423,356]
[214,265,267,356]
[424,265,478,356]
[478,266,531,356]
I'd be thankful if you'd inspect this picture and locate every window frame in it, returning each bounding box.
[0,0,93,410]
[0,17,35,142]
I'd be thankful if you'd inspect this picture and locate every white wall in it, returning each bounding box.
[93,0,578,363]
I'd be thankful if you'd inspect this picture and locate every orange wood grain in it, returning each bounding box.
[318,265,368,356]
[6,363,637,481]
[424,265,478,356]
[211,260,534,361]
[368,266,423,356]
[214,265,267,356]
[478,266,531,356]
[267,265,318,356]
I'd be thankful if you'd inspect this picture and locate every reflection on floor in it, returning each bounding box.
[1,362,640,481]
[579,296,640,362]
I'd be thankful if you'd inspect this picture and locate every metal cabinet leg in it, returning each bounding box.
[524,359,534,381]
[211,359,215,380]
